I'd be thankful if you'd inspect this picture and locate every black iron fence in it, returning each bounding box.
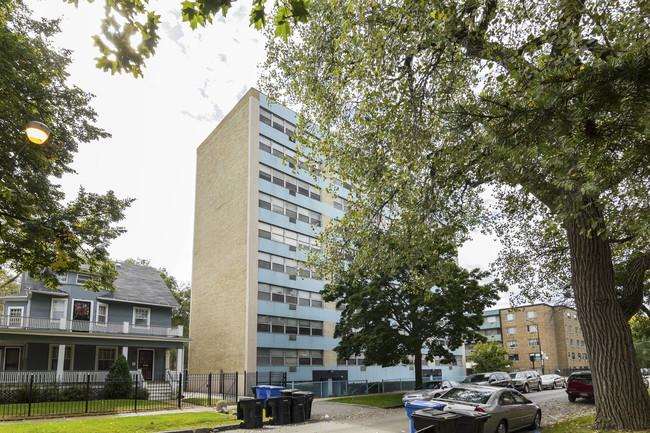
[0,371,241,420]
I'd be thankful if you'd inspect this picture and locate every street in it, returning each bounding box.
[226,388,583,433]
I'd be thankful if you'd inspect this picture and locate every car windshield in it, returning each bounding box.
[440,388,492,404]
[510,373,527,379]
[541,375,555,379]
[421,382,442,389]
[463,374,489,383]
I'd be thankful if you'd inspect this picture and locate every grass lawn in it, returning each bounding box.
[328,393,405,407]
[0,412,237,433]
[543,414,650,433]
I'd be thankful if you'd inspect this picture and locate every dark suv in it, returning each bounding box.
[462,372,513,387]
[509,370,542,393]
[566,371,594,402]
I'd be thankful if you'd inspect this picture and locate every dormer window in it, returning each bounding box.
[57,274,68,284]
[76,273,93,284]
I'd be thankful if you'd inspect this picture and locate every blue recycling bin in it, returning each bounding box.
[405,400,447,433]
[252,385,285,404]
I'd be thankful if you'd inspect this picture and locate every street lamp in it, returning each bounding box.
[11,121,51,160]
[25,121,51,144]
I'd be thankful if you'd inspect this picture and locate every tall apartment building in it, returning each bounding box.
[474,304,589,374]
[189,89,467,383]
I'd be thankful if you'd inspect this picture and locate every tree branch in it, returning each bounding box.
[618,252,650,320]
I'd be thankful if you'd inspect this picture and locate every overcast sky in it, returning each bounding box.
[26,0,503,298]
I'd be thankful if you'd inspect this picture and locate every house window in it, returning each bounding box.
[76,273,94,284]
[96,303,108,324]
[525,311,537,319]
[506,326,516,335]
[51,299,67,320]
[133,307,150,326]
[57,274,68,283]
[504,313,515,321]
[4,348,20,370]
[49,345,73,370]
[96,347,117,370]
[7,307,23,327]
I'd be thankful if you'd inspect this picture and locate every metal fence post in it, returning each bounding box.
[220,369,224,399]
[134,375,139,412]
[178,372,183,408]
[365,380,368,395]
[235,371,239,401]
[207,372,212,406]
[28,375,34,417]
[85,374,90,413]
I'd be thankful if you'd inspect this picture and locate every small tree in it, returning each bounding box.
[467,342,512,373]
[103,355,132,399]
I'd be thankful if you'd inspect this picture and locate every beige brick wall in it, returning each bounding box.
[189,89,260,374]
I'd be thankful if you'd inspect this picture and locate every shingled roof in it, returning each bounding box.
[16,263,179,308]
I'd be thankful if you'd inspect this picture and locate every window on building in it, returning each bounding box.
[97,347,117,370]
[285,319,297,334]
[527,324,538,333]
[259,193,271,210]
[259,165,272,182]
[504,313,515,321]
[257,348,270,366]
[258,252,271,270]
[76,273,95,285]
[96,303,108,324]
[506,327,516,335]
[525,311,537,319]
[260,108,272,126]
[7,307,24,327]
[271,316,285,333]
[578,353,582,360]
[507,340,517,349]
[485,315,498,324]
[285,288,298,304]
[572,352,575,360]
[284,349,297,366]
[271,349,284,366]
[57,274,68,284]
[508,354,519,361]
[259,135,272,153]
[528,339,539,347]
[133,307,150,326]
[570,339,574,346]
[51,299,67,320]
[49,345,73,370]
[569,326,573,333]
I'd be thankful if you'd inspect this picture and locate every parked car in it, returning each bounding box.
[540,374,566,390]
[509,371,542,393]
[566,371,594,402]
[462,372,513,388]
[402,380,460,402]
[434,385,541,433]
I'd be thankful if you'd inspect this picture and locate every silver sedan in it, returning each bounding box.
[402,380,460,402]
[433,385,541,433]
[540,374,566,390]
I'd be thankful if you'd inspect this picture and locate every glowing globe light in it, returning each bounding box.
[25,121,51,144]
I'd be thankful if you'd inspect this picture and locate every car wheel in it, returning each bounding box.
[496,420,508,433]
[529,411,541,430]
[524,384,529,393]
[537,382,542,392]
[552,382,556,390]
[562,380,566,388]
[568,394,576,402]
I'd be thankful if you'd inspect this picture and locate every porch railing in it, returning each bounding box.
[0,314,183,338]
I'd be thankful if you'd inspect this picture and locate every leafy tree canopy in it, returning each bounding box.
[0,0,132,292]
[61,0,311,77]
[322,221,504,388]
[467,342,512,373]
[261,0,650,429]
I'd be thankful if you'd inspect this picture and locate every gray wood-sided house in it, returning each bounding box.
[0,262,187,381]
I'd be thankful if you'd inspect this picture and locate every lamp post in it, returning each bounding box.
[11,121,51,160]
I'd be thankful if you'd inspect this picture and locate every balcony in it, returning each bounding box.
[0,314,183,338]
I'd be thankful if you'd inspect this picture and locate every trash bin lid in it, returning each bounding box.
[413,408,461,420]
[448,409,491,419]
[405,400,448,410]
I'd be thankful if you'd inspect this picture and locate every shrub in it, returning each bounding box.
[103,355,133,399]
[60,385,87,401]
[134,387,149,400]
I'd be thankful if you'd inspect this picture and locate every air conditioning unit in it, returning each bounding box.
[289,275,296,280]
[289,190,296,196]
[289,304,297,310]
[289,246,296,252]
[289,366,297,372]
[289,334,296,341]
[360,366,366,371]
[289,217,296,223]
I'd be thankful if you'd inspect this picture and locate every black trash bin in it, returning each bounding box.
[294,391,314,419]
[452,409,491,433]
[236,397,264,429]
[265,396,292,425]
[280,389,306,423]
[411,409,461,433]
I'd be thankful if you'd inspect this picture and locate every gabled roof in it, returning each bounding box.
[17,263,179,308]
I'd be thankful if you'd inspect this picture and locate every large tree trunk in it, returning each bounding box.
[414,352,423,389]
[566,201,650,430]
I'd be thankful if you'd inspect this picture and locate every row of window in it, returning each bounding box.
[506,339,540,349]
[257,348,324,366]
[568,338,585,348]
[260,109,296,139]
[257,315,323,336]
[258,283,323,308]
[57,273,97,285]
[258,222,320,253]
[337,355,365,366]
[505,324,538,335]
[48,345,117,371]
[259,193,322,227]
[6,301,150,327]
[260,164,321,201]
[258,252,320,280]
[566,325,581,335]
[503,310,538,322]
[569,351,588,360]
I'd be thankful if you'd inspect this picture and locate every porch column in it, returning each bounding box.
[176,347,184,375]
[122,346,128,359]
[56,344,66,381]
[165,349,170,370]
